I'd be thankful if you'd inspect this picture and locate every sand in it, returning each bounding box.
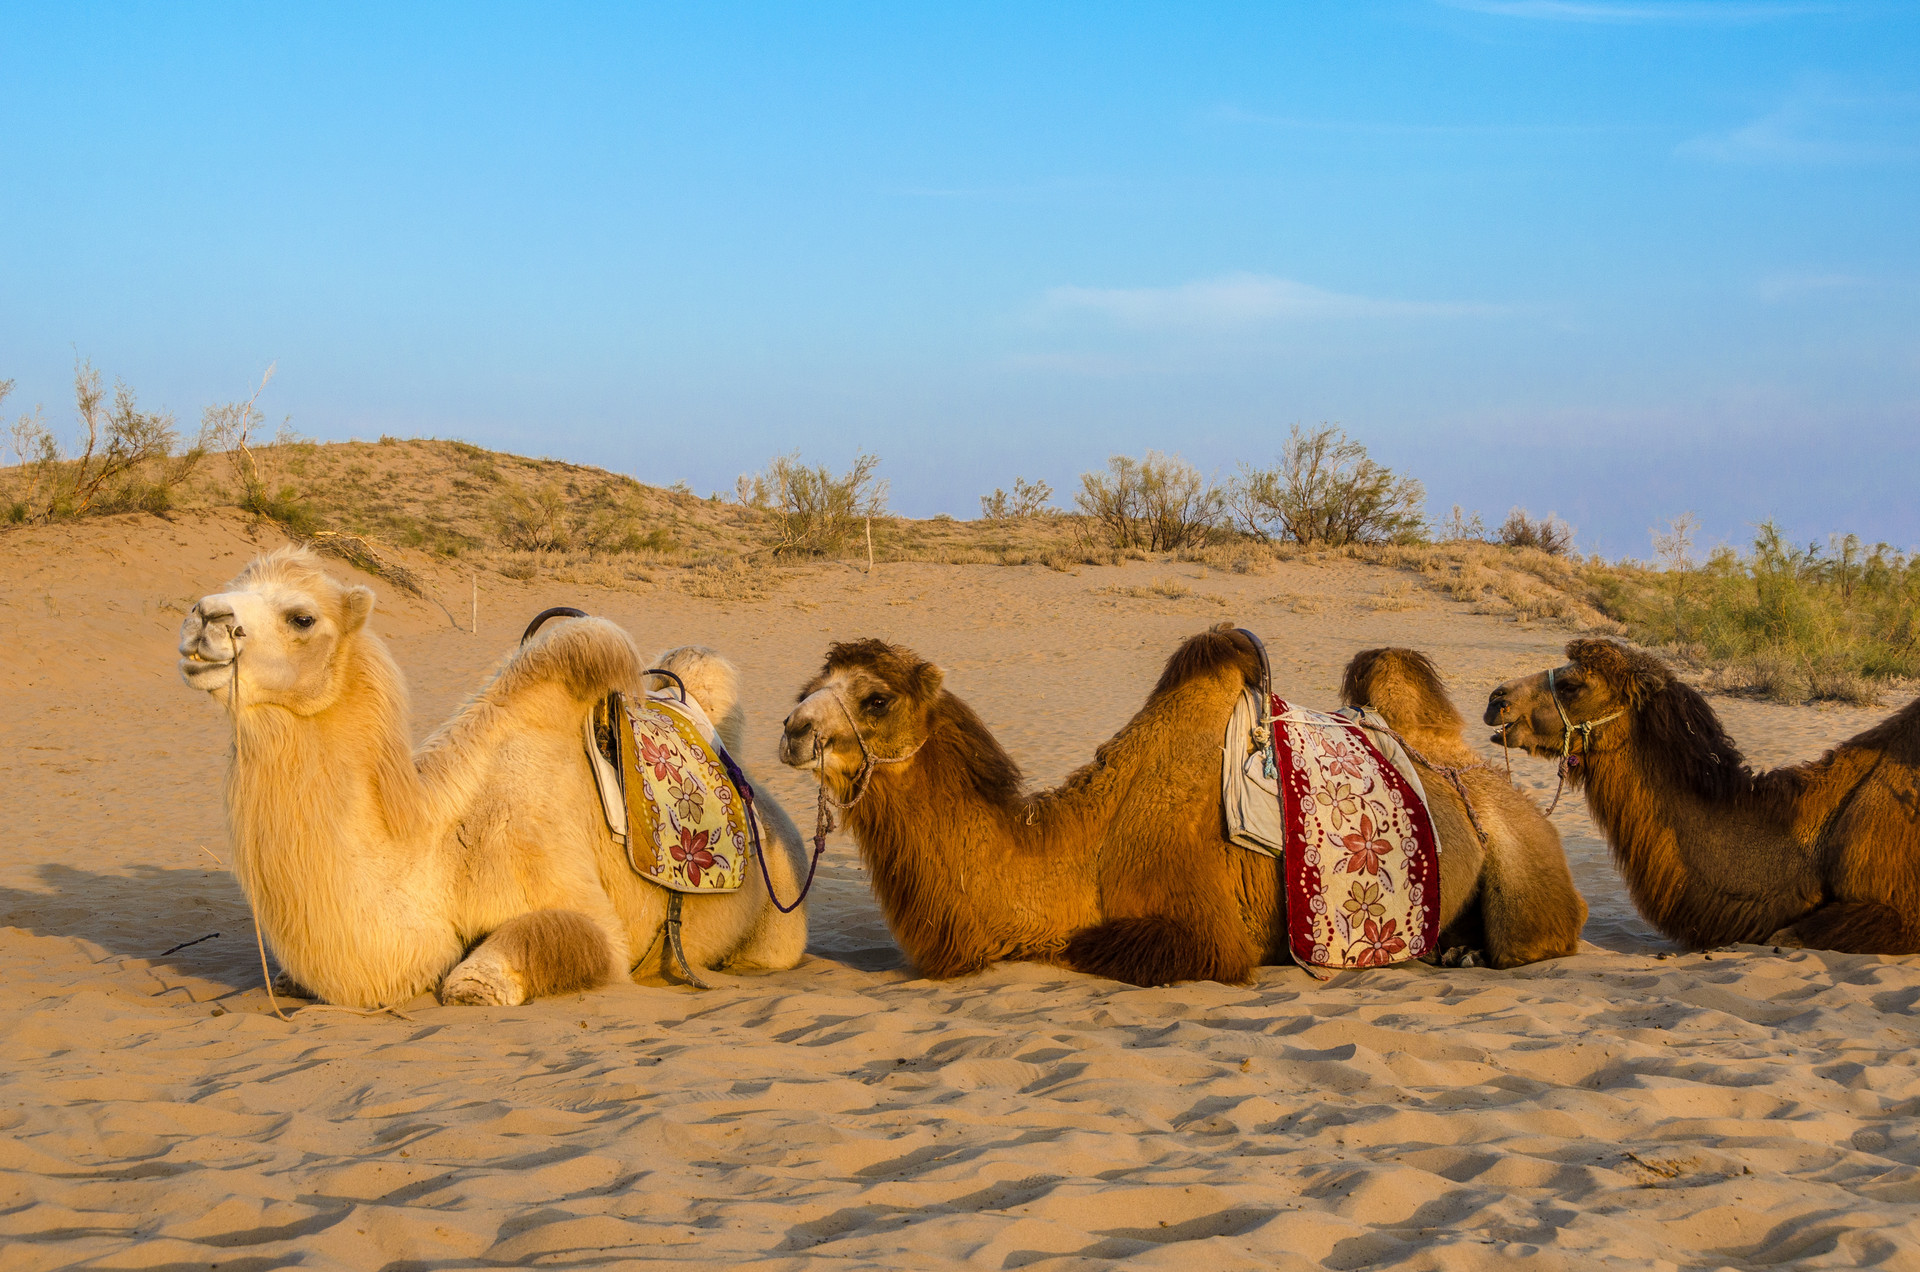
[5,513,1920,1270]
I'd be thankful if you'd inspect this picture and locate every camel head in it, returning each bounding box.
[179,547,374,712]
[1483,638,1667,758]
[779,639,945,798]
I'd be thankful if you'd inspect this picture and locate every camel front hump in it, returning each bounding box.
[182,548,807,1009]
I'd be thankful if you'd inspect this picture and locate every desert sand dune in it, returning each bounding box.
[5,513,1919,1269]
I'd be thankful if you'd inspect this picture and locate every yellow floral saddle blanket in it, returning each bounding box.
[582,687,754,894]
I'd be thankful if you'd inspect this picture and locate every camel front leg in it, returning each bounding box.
[441,909,619,1005]
[1770,902,1920,955]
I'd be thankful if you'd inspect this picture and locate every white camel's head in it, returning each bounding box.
[179,547,374,712]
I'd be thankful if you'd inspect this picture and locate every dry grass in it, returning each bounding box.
[11,433,1907,706]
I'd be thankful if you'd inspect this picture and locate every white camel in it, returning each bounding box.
[177,547,808,1008]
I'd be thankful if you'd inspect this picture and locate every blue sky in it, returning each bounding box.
[2,2,1915,557]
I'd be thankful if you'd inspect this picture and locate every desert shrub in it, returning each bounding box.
[1498,507,1574,555]
[1,362,192,521]
[492,483,571,551]
[1435,504,1489,542]
[244,483,321,537]
[1590,516,1920,703]
[981,476,1056,520]
[737,451,888,557]
[1075,452,1223,550]
[1227,424,1425,546]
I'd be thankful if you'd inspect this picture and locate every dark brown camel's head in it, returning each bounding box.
[1342,648,1462,735]
[779,638,948,799]
[1483,638,1669,758]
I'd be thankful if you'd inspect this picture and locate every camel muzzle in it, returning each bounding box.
[179,600,248,686]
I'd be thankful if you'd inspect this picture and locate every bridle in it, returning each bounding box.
[1543,665,1623,814]
[806,685,927,814]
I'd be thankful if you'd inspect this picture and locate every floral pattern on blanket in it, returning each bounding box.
[1270,695,1440,969]
[623,698,750,894]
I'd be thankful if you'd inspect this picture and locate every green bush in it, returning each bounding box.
[1228,424,1424,546]
[1594,518,1920,702]
[1076,452,1222,550]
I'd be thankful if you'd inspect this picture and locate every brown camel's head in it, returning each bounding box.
[1482,638,1669,758]
[779,639,947,797]
[179,547,374,712]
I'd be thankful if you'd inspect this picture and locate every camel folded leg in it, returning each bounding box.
[1770,902,1920,955]
[441,908,619,1006]
[1062,915,1257,987]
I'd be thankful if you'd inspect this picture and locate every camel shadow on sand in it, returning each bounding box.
[0,862,262,992]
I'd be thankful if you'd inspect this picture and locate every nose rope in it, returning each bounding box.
[217,640,289,1025]
[1544,666,1624,814]
[213,619,408,1023]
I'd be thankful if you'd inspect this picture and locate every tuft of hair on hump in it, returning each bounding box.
[1150,623,1264,702]
[1341,647,1464,735]
[1567,638,1753,800]
[817,638,945,703]
[651,645,746,754]
[230,545,335,596]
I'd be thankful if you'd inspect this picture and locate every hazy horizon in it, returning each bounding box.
[3,2,1915,558]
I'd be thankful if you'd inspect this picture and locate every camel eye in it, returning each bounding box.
[864,694,891,715]
[288,613,317,630]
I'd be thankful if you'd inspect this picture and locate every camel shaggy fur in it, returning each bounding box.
[1342,648,1587,968]
[178,547,808,1008]
[1487,638,1920,953]
[777,625,1584,986]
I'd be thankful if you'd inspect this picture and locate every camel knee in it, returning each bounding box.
[1771,902,1920,955]
[442,909,617,1006]
[1064,915,1255,987]
[726,899,808,971]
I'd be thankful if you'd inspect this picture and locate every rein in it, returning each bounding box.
[1388,733,1494,850]
[795,685,928,902]
[222,643,295,1023]
[1543,666,1623,814]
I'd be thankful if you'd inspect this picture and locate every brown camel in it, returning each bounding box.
[1343,648,1587,967]
[1485,638,1920,953]
[777,625,1585,986]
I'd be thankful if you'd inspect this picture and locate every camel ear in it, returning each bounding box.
[342,586,375,632]
[912,662,945,702]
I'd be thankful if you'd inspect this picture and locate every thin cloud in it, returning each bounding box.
[1038,274,1500,329]
[1209,103,1625,136]
[1678,83,1920,165]
[1443,0,1835,21]
[1755,272,1872,301]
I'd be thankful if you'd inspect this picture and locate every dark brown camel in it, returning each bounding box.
[1486,638,1920,953]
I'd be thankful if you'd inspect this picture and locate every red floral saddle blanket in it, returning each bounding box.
[582,689,754,894]
[1222,690,1441,969]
